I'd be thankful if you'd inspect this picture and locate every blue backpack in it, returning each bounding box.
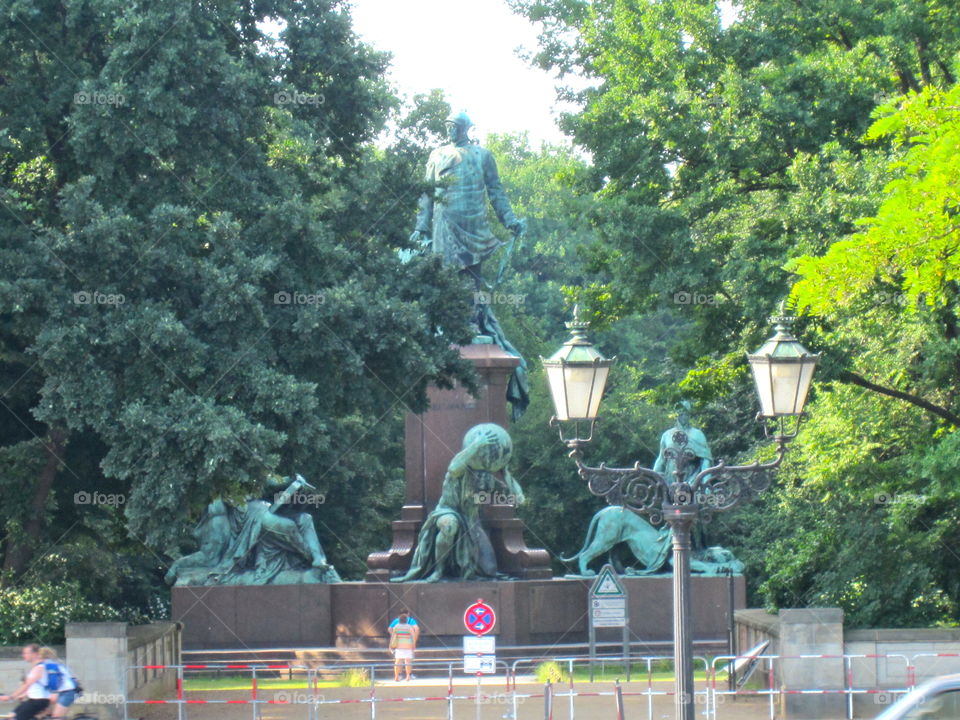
[43,661,64,692]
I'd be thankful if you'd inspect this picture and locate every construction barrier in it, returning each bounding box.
[707,652,917,720]
[121,651,960,720]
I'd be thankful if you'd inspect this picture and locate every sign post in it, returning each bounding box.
[588,564,629,681]
[463,599,497,720]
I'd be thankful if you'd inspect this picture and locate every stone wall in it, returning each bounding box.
[64,621,181,720]
[734,610,960,719]
[173,575,746,650]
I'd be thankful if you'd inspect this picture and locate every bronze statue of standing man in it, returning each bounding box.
[410,111,530,419]
[410,111,526,282]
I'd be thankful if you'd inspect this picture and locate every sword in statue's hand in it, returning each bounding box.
[270,474,318,512]
[492,219,526,290]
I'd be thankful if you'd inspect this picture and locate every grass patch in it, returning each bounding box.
[566,663,710,683]
[184,675,340,692]
[184,669,373,692]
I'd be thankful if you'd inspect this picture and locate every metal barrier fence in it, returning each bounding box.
[121,652,960,720]
[507,655,712,720]
[707,653,914,720]
[126,659,517,720]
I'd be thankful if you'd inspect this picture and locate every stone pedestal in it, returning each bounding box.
[172,574,744,649]
[65,622,128,720]
[778,608,845,720]
[366,342,551,580]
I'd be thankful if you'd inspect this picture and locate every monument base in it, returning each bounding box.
[172,574,744,649]
[366,342,551,581]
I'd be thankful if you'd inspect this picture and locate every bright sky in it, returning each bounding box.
[348,0,572,146]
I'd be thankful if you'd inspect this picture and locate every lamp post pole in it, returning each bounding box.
[543,308,820,720]
[666,503,697,720]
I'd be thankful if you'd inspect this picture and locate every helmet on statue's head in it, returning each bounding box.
[446,110,474,130]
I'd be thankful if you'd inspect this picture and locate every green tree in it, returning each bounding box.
[510,0,960,622]
[0,0,475,596]
[511,0,959,361]
[792,84,960,319]
[745,81,960,626]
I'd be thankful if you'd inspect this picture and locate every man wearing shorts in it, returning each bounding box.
[390,613,417,681]
[0,644,50,720]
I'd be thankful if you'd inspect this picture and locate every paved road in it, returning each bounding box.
[128,677,774,720]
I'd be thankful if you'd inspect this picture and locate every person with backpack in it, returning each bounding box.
[0,644,50,720]
[388,609,420,641]
[38,648,80,718]
[389,612,417,682]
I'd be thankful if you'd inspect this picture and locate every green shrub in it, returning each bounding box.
[0,580,120,644]
[534,660,570,683]
[337,667,369,687]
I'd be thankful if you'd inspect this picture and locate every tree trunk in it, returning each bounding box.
[2,428,68,578]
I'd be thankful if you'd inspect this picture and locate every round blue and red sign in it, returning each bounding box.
[464,599,496,636]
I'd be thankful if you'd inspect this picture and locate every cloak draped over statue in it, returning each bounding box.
[414,144,520,269]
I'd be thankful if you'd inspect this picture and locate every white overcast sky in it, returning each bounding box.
[348,0,572,146]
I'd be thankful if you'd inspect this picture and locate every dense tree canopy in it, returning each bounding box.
[510,0,960,625]
[3,0,960,634]
[0,0,475,609]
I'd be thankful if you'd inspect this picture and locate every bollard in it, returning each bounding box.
[370,663,377,720]
[845,655,853,720]
[449,663,455,720]
[475,672,482,720]
[708,661,717,720]
[250,667,258,720]
[646,658,654,720]
[569,658,575,720]
[544,679,553,720]
[767,658,776,720]
[615,679,626,720]
[176,664,184,720]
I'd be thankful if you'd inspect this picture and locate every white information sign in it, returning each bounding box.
[463,655,497,674]
[590,566,627,626]
[463,635,496,674]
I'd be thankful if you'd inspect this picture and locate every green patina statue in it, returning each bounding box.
[392,423,525,582]
[410,111,525,281]
[561,505,672,577]
[562,505,745,577]
[410,111,530,420]
[563,402,744,577]
[653,400,713,484]
[164,475,340,586]
[689,547,745,576]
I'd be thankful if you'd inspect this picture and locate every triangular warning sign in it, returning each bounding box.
[590,564,626,596]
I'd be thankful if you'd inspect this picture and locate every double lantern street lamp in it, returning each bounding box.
[542,307,820,720]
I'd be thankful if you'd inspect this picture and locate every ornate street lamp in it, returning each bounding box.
[541,306,616,449]
[544,308,819,720]
[747,311,820,436]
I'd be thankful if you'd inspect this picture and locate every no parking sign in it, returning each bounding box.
[463,599,496,636]
[463,599,497,675]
